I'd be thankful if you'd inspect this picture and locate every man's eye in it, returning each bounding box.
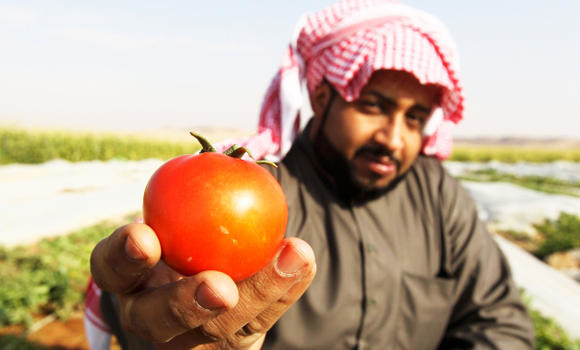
[406,114,427,128]
[358,100,382,113]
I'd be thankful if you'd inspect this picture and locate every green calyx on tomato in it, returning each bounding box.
[190,131,277,168]
[143,132,288,282]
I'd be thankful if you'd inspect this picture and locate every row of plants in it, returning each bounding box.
[2,128,580,164]
[499,213,580,345]
[0,214,138,327]
[1,213,580,348]
[500,212,580,260]
[451,145,580,163]
[457,168,580,198]
[0,335,47,350]
[0,128,199,164]
[510,214,580,350]
[524,292,580,350]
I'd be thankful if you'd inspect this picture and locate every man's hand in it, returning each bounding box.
[90,223,316,349]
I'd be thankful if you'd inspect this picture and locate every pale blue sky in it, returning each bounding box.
[0,1,578,138]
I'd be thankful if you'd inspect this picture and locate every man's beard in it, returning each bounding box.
[311,129,403,203]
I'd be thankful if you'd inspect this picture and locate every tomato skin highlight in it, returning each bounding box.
[143,152,288,282]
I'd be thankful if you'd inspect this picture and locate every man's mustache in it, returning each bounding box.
[355,145,402,169]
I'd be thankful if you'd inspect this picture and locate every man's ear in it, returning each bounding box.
[310,81,333,119]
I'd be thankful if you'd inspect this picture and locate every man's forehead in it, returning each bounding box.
[362,69,443,106]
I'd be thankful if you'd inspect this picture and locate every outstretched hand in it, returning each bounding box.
[90,223,316,349]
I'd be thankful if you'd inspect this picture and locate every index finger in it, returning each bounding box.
[90,223,161,294]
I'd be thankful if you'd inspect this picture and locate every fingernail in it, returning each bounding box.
[275,243,306,276]
[125,235,147,260]
[195,282,226,311]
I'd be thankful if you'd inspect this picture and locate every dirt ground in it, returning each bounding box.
[0,317,120,350]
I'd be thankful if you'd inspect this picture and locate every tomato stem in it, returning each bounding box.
[224,145,252,159]
[190,132,216,153]
[190,131,277,168]
[256,160,278,167]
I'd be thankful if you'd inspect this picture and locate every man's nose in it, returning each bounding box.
[376,115,404,153]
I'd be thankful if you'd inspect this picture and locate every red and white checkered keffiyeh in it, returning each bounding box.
[222,0,464,160]
[84,277,113,349]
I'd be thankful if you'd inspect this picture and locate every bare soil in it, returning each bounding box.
[0,317,120,350]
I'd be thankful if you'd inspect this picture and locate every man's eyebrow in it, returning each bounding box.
[365,90,433,114]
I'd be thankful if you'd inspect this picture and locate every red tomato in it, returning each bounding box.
[143,152,288,281]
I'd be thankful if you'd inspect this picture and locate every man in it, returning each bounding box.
[88,0,535,349]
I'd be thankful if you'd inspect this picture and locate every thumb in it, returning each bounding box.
[91,223,161,294]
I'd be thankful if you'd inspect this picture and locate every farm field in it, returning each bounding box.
[1,127,579,349]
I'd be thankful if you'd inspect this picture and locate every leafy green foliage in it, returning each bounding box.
[0,215,579,348]
[499,213,580,259]
[0,128,200,164]
[2,128,579,164]
[457,169,580,197]
[519,290,580,350]
[0,335,47,350]
[534,213,580,259]
[531,308,580,350]
[450,146,580,163]
[0,214,138,327]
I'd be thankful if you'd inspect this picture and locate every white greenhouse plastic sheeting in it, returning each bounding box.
[495,235,580,339]
[445,160,580,182]
[1,159,579,338]
[462,181,580,233]
[0,159,163,246]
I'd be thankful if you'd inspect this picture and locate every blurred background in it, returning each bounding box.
[0,0,578,137]
[0,1,579,349]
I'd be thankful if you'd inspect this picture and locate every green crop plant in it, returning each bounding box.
[0,128,200,164]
